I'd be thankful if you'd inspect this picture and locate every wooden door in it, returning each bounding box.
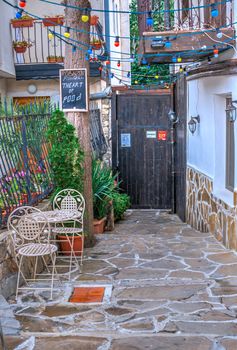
[112,91,173,209]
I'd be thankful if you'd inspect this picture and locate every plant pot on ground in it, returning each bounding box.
[93,217,106,234]
[57,234,83,256]
[92,159,117,234]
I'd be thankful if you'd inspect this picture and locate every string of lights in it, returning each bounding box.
[39,0,231,16]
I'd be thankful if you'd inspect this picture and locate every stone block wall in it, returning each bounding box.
[186,167,237,250]
[101,98,112,165]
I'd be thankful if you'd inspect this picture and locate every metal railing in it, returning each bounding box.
[138,0,233,33]
[11,19,108,65]
[0,103,53,228]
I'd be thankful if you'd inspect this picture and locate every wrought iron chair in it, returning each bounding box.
[7,206,57,300]
[52,189,85,277]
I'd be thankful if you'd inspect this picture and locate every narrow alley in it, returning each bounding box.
[4,210,237,349]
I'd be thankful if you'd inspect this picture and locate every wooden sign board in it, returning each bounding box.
[60,68,88,112]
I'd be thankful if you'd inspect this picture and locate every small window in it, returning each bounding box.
[226,98,235,191]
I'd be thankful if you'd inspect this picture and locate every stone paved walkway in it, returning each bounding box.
[4,210,237,349]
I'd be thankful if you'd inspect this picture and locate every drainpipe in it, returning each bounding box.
[104,0,111,83]
[90,86,112,101]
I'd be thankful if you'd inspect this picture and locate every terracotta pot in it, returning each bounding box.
[11,19,34,28]
[58,235,83,256]
[93,217,106,234]
[91,42,102,50]
[43,17,64,27]
[14,46,27,54]
[90,15,99,26]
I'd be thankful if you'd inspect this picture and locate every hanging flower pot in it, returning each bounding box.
[11,16,34,28]
[43,16,64,27]
[13,41,30,53]
[90,15,99,26]
[90,40,102,50]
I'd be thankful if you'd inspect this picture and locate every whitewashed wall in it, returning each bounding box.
[187,75,237,206]
[109,0,131,86]
[0,0,15,78]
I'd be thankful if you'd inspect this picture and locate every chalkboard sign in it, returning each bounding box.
[60,69,88,112]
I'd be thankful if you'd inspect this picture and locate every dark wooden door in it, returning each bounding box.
[112,91,173,209]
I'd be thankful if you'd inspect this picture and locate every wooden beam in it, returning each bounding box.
[140,28,235,63]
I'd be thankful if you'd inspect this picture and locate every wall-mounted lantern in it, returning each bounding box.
[226,100,237,122]
[188,115,200,134]
[168,109,179,124]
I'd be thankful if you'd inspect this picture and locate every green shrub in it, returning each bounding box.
[47,110,84,195]
[112,192,131,221]
[92,159,117,219]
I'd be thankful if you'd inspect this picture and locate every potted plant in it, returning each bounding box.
[92,160,117,234]
[90,15,99,26]
[57,232,84,256]
[13,41,31,54]
[11,15,34,28]
[112,192,131,221]
[90,39,103,50]
[47,55,64,63]
[43,15,64,27]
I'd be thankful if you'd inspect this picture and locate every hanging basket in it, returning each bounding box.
[90,15,99,26]
[43,17,64,27]
[14,46,27,53]
[90,41,102,50]
[11,18,34,28]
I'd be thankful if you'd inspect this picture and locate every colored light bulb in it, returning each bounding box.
[177,57,182,63]
[211,4,219,18]
[117,60,121,67]
[105,59,110,65]
[81,10,89,23]
[15,10,23,19]
[64,27,70,38]
[172,56,177,63]
[87,46,93,55]
[110,73,114,78]
[48,33,53,40]
[155,74,159,79]
[72,46,76,53]
[135,80,138,84]
[146,12,153,26]
[127,72,131,78]
[129,54,135,63]
[216,29,223,39]
[114,36,120,47]
[19,0,26,8]
[165,41,172,49]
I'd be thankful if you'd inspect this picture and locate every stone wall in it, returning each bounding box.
[100,98,112,165]
[186,167,237,250]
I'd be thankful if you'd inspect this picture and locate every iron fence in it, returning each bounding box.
[0,103,53,228]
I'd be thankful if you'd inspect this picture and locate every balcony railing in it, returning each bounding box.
[11,18,108,66]
[138,0,233,34]
[11,19,65,65]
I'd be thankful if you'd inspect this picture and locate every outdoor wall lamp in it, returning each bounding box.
[151,37,165,49]
[226,100,237,122]
[188,115,200,134]
[168,109,179,124]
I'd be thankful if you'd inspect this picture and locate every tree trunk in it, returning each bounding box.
[64,0,94,240]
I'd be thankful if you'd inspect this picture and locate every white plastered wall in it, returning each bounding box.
[187,75,237,206]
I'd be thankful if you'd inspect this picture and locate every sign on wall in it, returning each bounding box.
[121,133,131,148]
[146,131,157,139]
[158,130,168,141]
[60,69,88,112]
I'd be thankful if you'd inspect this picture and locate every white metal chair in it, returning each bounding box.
[7,206,57,300]
[52,189,85,277]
